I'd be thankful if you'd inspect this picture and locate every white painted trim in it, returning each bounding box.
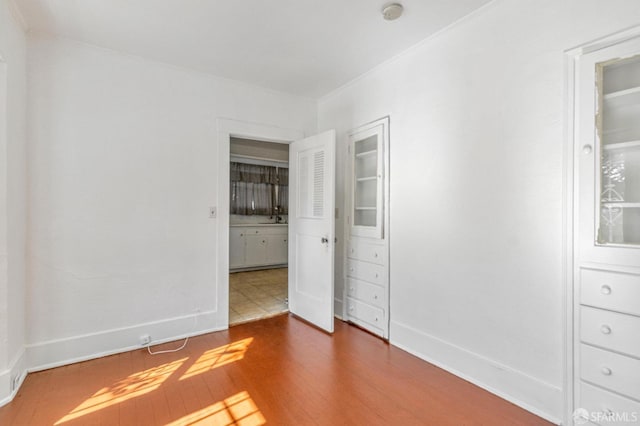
[318,1,499,104]
[390,320,562,424]
[216,118,304,330]
[334,297,343,321]
[563,43,577,426]
[27,32,316,102]
[26,309,219,372]
[0,347,26,407]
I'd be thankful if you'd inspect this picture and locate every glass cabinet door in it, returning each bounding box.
[350,123,384,238]
[598,56,640,245]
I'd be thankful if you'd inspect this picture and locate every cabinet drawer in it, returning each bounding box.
[581,269,640,316]
[245,227,288,236]
[580,382,640,426]
[346,259,385,285]
[346,278,385,309]
[581,344,640,400]
[581,306,640,358]
[347,240,385,265]
[347,297,385,329]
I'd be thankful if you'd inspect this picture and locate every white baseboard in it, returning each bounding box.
[27,309,223,372]
[334,297,344,320]
[390,320,562,425]
[0,347,27,407]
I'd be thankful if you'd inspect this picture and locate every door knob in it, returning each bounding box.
[321,237,329,244]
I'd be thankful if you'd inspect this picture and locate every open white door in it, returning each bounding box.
[288,130,336,333]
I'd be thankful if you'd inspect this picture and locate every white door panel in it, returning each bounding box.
[289,130,336,333]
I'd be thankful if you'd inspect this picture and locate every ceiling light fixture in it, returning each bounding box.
[382,3,404,21]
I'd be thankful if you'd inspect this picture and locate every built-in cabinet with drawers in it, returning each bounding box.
[571,32,640,425]
[230,225,288,270]
[345,117,389,339]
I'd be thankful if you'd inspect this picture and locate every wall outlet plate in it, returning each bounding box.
[11,374,21,391]
[139,334,151,346]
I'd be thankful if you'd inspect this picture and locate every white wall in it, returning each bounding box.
[0,0,27,405]
[26,35,316,369]
[318,0,640,422]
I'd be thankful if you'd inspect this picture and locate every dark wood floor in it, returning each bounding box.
[0,314,552,425]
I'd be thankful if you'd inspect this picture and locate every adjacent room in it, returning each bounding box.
[1,0,640,425]
[228,138,290,325]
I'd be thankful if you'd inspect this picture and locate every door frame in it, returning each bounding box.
[216,118,304,328]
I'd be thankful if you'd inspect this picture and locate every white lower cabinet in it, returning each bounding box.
[230,225,288,270]
[345,239,388,338]
[229,228,246,269]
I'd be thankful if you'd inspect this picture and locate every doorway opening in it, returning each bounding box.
[228,137,290,325]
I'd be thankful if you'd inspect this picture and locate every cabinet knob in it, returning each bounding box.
[601,285,612,295]
[374,294,378,300]
[374,252,378,258]
[262,240,265,243]
[240,234,243,237]
[600,325,612,335]
[375,273,379,278]
[582,145,593,154]
[351,248,355,253]
[375,317,379,322]
[601,367,612,376]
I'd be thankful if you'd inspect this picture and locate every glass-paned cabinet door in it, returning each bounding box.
[576,34,640,265]
[597,55,640,245]
[349,120,386,239]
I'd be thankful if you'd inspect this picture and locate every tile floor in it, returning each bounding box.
[229,267,288,325]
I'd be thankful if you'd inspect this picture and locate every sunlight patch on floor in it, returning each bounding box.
[180,337,253,380]
[167,391,265,426]
[55,357,188,424]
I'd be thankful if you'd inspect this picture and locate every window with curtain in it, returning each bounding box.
[230,162,288,216]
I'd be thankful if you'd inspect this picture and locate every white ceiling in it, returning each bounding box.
[15,0,493,98]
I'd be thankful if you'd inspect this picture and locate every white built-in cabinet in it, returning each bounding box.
[230,225,288,270]
[570,32,640,425]
[345,117,389,339]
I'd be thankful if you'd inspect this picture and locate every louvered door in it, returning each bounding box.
[288,130,336,333]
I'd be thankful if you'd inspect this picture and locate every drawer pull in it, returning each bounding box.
[375,273,379,278]
[600,285,612,295]
[374,294,378,300]
[601,367,612,376]
[375,317,379,322]
[600,325,612,335]
[374,252,378,258]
